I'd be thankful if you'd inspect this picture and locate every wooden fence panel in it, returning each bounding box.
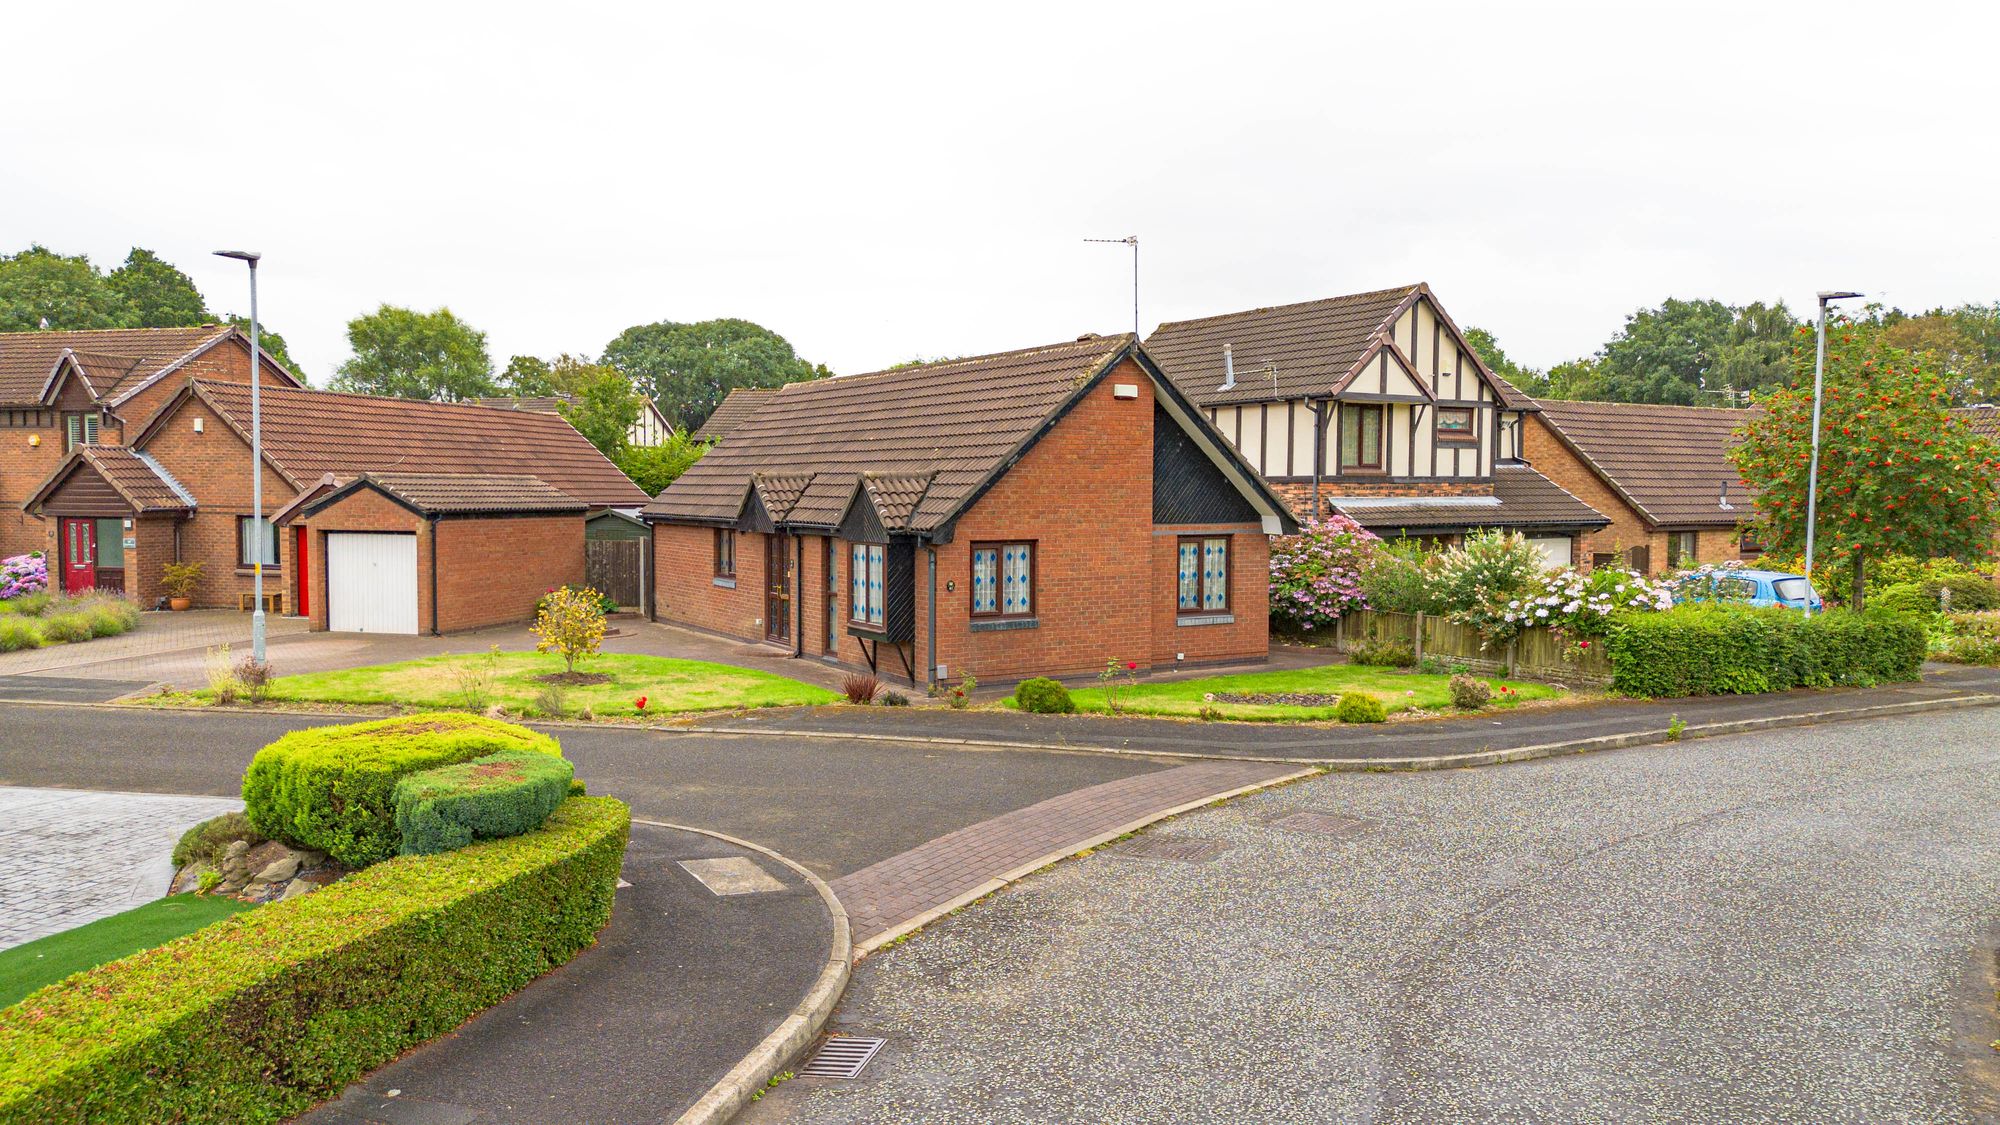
[1338,608,1612,685]
[585,540,643,609]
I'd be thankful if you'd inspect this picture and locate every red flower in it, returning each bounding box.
[1125,661,1138,670]
[635,696,648,711]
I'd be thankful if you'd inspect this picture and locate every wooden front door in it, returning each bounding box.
[765,533,792,644]
[294,525,310,617]
[60,519,96,593]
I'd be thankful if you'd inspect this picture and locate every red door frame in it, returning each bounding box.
[60,519,96,593]
[294,525,310,617]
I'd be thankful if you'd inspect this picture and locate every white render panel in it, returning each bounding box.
[326,532,418,635]
[1239,405,1265,475]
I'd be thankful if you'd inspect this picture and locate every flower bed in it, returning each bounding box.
[0,796,629,1125]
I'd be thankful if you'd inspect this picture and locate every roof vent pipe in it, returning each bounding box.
[1221,345,1236,391]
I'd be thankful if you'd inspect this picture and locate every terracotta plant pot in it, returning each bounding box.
[169,597,192,612]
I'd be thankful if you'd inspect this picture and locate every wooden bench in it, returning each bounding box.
[238,592,284,614]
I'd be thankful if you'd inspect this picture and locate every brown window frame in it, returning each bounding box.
[714,528,736,578]
[1176,535,1230,616]
[1666,530,1698,570]
[969,540,1036,620]
[1435,406,1477,444]
[1338,403,1385,472]
[237,515,280,570]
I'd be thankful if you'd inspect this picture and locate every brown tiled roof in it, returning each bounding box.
[1534,399,1754,528]
[1330,465,1607,532]
[752,473,815,520]
[1953,405,2000,442]
[863,472,936,530]
[23,445,196,514]
[154,381,649,508]
[692,387,779,442]
[468,395,574,415]
[649,336,1140,531]
[0,325,235,406]
[354,473,588,515]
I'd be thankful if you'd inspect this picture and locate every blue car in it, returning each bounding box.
[1678,568,1824,611]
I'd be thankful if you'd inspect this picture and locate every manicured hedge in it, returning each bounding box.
[395,750,575,856]
[1013,677,1076,714]
[1607,606,1925,698]
[242,713,563,866]
[0,796,628,1125]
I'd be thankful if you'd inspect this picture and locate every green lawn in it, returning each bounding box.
[1,894,252,1008]
[1020,663,1566,722]
[249,652,839,717]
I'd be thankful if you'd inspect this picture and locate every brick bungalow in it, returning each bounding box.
[1524,400,1757,573]
[23,379,646,631]
[0,324,299,568]
[1146,284,1608,567]
[645,333,1297,686]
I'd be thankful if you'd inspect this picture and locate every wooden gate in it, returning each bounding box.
[585,540,643,609]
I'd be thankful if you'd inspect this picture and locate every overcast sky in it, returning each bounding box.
[4,2,1993,382]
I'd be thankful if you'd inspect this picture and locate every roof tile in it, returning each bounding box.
[1536,400,1754,527]
[0,325,235,405]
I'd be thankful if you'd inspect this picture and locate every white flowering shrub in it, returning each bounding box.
[1499,566,1675,655]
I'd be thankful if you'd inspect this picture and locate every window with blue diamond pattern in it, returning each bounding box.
[849,542,885,626]
[971,541,1033,618]
[1177,536,1228,614]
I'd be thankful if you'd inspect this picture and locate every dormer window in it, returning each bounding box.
[1436,407,1476,444]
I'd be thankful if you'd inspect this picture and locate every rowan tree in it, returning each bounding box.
[1731,319,2000,610]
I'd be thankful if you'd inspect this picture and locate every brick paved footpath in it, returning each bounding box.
[830,760,1308,948]
[0,786,241,949]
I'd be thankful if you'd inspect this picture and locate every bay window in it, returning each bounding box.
[850,542,884,626]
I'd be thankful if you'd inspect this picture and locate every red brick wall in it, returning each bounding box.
[302,489,428,633]
[435,516,584,633]
[1524,415,1749,574]
[653,523,771,641]
[1149,526,1271,668]
[138,395,299,608]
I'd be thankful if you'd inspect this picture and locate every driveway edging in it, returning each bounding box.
[630,817,852,1125]
[852,764,1318,958]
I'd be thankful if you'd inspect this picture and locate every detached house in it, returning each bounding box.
[1147,284,1608,567]
[0,324,299,569]
[1524,400,1757,573]
[646,334,1296,686]
[23,380,646,632]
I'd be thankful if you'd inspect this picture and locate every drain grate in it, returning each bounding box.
[1110,836,1227,863]
[799,1035,885,1079]
[1273,811,1372,839]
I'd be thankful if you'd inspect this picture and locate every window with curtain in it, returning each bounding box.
[1435,407,1475,443]
[714,529,736,577]
[850,543,884,625]
[1178,537,1228,613]
[1338,404,1384,470]
[237,516,278,568]
[972,542,1033,618]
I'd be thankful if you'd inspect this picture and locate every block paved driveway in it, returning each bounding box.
[744,708,2000,1125]
[0,786,241,949]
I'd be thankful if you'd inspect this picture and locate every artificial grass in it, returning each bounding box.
[1024,663,1566,722]
[0,895,252,1009]
[246,652,839,716]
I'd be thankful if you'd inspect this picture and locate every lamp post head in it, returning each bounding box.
[213,249,261,265]
[1817,290,1863,304]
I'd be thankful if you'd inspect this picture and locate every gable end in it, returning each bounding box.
[1153,404,1262,525]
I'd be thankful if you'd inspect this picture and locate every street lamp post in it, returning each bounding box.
[1803,289,1863,613]
[214,250,265,661]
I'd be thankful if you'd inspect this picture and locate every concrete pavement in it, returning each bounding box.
[743,708,2000,1124]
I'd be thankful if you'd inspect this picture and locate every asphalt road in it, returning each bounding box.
[745,709,2000,1124]
[0,703,1164,877]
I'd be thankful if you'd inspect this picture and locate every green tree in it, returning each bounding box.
[0,245,127,331]
[1461,326,1536,390]
[1872,304,2000,402]
[1591,298,1798,405]
[499,354,555,395]
[107,248,210,327]
[601,318,823,431]
[551,358,642,459]
[616,430,709,496]
[1731,318,2000,610]
[332,305,495,401]
[223,314,305,382]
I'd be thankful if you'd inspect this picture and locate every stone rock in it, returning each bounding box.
[278,879,317,901]
[256,854,304,883]
[222,840,250,861]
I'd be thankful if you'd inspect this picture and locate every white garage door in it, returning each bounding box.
[1528,536,1574,571]
[327,532,419,634]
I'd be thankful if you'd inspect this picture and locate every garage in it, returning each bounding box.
[326,532,418,634]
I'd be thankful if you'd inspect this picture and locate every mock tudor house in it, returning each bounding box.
[1146,284,1609,568]
[645,333,1297,687]
[0,324,299,568]
[469,393,675,446]
[1524,400,1758,573]
[23,379,647,632]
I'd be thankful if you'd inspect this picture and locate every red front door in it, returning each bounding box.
[294,526,310,617]
[61,519,96,594]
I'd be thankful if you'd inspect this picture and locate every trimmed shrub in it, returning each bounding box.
[394,750,576,856]
[1014,677,1076,714]
[1447,673,1491,710]
[242,713,563,867]
[1335,693,1387,723]
[0,797,628,1125]
[1607,605,1924,698]
[1871,582,1936,616]
[1350,637,1415,668]
[170,812,266,869]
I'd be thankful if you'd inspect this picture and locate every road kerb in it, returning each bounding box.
[630,818,851,1125]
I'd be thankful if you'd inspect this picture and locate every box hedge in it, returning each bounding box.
[1607,606,1925,698]
[394,750,576,856]
[242,713,563,867]
[1013,677,1076,714]
[0,796,627,1125]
